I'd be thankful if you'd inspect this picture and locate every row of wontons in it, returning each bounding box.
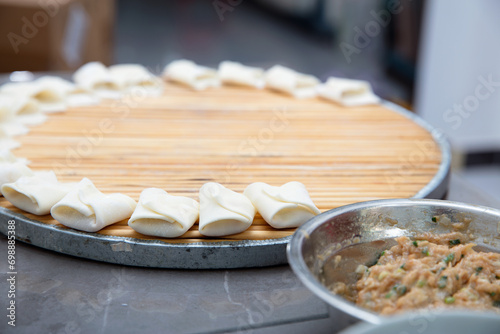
[0,59,379,149]
[0,60,380,145]
[164,59,381,105]
[0,63,160,151]
[0,59,377,237]
[69,59,380,105]
[1,59,380,121]
[0,165,320,237]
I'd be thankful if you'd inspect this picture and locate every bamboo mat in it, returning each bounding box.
[0,83,443,243]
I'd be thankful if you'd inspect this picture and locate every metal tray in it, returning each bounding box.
[0,101,451,269]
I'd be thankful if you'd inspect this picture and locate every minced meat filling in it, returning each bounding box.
[354,232,500,315]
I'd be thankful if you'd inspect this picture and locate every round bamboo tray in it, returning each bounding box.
[0,83,450,268]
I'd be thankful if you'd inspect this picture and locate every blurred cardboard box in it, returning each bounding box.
[0,0,115,73]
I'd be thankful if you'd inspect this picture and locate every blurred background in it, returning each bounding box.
[1,0,499,201]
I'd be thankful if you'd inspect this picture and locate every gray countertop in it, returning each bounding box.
[1,173,499,334]
[0,71,492,331]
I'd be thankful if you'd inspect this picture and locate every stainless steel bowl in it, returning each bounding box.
[287,199,500,324]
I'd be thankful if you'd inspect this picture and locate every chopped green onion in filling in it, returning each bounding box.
[417,280,426,287]
[422,247,429,256]
[444,253,455,264]
[445,296,455,304]
[396,285,407,296]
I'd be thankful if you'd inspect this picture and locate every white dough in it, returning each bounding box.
[0,94,40,120]
[0,163,33,195]
[244,181,321,229]
[35,76,77,100]
[109,64,163,95]
[0,120,30,151]
[51,178,137,232]
[0,77,90,114]
[317,77,380,106]
[198,182,255,237]
[0,139,20,151]
[65,93,100,107]
[218,61,265,88]
[0,150,29,165]
[265,65,320,99]
[73,61,118,90]
[1,78,69,113]
[12,96,40,116]
[1,171,73,215]
[1,77,69,102]
[0,82,39,99]
[36,75,100,107]
[0,121,29,137]
[163,59,220,91]
[128,188,199,238]
[0,97,16,122]
[73,62,122,99]
[35,76,100,109]
[73,62,163,99]
[0,151,20,163]
[15,113,47,126]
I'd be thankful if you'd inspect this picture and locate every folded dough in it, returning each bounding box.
[35,76,100,110]
[73,62,122,99]
[218,61,265,89]
[0,163,33,195]
[199,182,255,237]
[163,59,220,91]
[0,94,43,135]
[34,76,76,100]
[1,171,73,215]
[12,96,40,117]
[265,65,320,99]
[51,178,137,232]
[0,121,29,137]
[108,64,163,95]
[65,93,100,107]
[73,61,117,90]
[0,94,45,125]
[0,150,29,165]
[0,138,20,151]
[0,97,16,122]
[0,82,39,99]
[128,188,199,238]
[317,77,380,106]
[1,76,99,112]
[11,97,45,125]
[244,181,321,229]
[1,78,70,113]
